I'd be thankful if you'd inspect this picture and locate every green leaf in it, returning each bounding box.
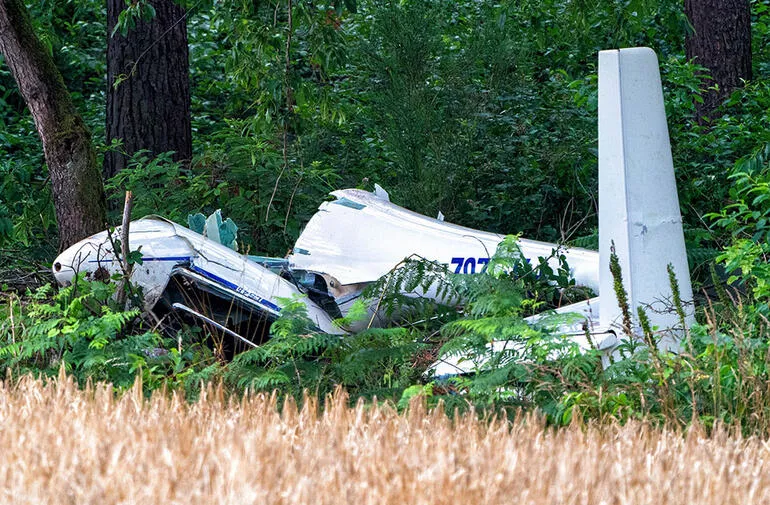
[142,3,156,21]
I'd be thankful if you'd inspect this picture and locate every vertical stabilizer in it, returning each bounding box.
[598,47,694,350]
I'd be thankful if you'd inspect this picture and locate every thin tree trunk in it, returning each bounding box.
[105,0,192,180]
[0,0,107,250]
[685,0,751,122]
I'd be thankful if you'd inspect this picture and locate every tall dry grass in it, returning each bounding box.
[0,370,768,505]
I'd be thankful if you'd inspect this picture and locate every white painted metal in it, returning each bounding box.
[52,217,343,335]
[374,183,390,201]
[429,296,610,377]
[598,47,694,349]
[289,188,600,292]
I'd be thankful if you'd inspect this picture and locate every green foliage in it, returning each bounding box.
[427,236,597,409]
[708,144,770,315]
[111,0,156,37]
[217,235,589,407]
[0,277,220,396]
[173,0,693,252]
[182,0,351,253]
[0,159,55,249]
[0,0,105,261]
[551,308,770,434]
[609,241,633,337]
[1,0,768,259]
[324,0,596,239]
[14,0,759,260]
[106,150,204,223]
[224,296,423,400]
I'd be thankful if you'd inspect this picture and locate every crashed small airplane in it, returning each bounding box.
[52,47,695,373]
[51,190,601,343]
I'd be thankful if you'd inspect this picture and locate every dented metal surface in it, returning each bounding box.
[52,216,343,336]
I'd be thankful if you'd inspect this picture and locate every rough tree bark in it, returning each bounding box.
[105,0,192,180]
[685,0,752,121]
[0,0,107,250]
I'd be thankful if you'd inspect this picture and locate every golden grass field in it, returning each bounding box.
[1,371,769,505]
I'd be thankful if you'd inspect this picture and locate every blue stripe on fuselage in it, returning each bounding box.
[87,255,282,314]
[88,256,193,263]
[189,265,282,313]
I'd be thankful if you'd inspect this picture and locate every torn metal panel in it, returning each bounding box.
[53,218,192,308]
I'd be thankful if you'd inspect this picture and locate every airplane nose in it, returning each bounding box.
[51,238,107,286]
[52,249,78,286]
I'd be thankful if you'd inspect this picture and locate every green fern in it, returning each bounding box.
[0,276,219,393]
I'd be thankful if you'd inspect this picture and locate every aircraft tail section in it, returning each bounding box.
[598,47,694,349]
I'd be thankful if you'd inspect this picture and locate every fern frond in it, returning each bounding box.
[243,370,291,390]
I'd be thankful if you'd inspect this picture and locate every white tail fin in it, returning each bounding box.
[598,47,694,350]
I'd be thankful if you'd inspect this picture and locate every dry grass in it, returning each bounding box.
[1,371,769,505]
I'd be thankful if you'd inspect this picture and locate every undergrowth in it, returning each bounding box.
[3,228,770,436]
[0,278,220,397]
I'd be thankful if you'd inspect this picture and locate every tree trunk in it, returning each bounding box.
[0,0,107,250]
[105,0,192,180]
[685,0,751,121]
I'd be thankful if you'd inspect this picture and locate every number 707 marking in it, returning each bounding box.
[450,257,490,274]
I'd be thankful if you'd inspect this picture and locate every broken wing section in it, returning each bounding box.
[289,188,600,300]
[428,296,619,377]
[52,216,343,338]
